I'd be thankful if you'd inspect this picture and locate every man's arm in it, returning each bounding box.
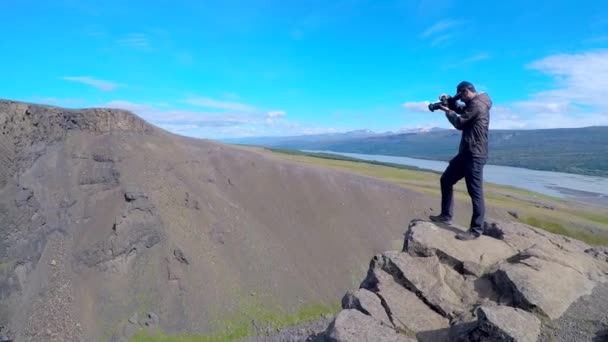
[444,101,481,130]
[446,96,465,114]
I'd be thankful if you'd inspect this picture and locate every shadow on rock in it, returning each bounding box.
[416,327,451,342]
[594,329,608,342]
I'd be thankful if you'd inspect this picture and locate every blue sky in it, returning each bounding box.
[2,0,608,139]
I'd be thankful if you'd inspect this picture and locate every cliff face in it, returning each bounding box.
[0,99,449,341]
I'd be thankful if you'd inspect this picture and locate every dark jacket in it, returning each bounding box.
[445,92,492,158]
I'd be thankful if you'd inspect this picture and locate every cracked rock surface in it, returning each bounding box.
[317,219,608,342]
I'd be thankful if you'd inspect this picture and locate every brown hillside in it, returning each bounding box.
[0,99,453,341]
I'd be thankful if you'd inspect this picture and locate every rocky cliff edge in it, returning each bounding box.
[317,219,608,342]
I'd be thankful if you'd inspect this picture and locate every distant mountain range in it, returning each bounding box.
[227,126,608,177]
[222,127,447,146]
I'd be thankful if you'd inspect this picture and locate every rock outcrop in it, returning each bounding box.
[321,219,608,341]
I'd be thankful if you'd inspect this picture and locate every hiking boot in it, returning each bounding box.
[455,230,481,241]
[429,214,453,225]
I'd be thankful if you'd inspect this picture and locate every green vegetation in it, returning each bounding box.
[519,216,608,246]
[131,302,340,342]
[266,148,442,174]
[262,147,608,246]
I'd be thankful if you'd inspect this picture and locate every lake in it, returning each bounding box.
[304,150,608,209]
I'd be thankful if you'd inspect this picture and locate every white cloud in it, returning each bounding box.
[420,20,462,38]
[401,101,431,113]
[492,49,608,128]
[510,101,574,114]
[523,49,608,109]
[405,49,608,129]
[186,96,257,112]
[62,76,119,91]
[267,110,286,118]
[31,97,87,107]
[265,110,286,125]
[105,100,254,127]
[490,111,608,130]
[419,19,465,47]
[103,101,325,139]
[464,53,490,63]
[116,33,150,49]
[429,34,452,47]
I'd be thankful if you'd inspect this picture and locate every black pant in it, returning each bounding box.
[440,153,487,234]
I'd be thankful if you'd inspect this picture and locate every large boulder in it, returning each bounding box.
[341,288,392,327]
[317,218,608,342]
[405,220,517,276]
[363,251,496,319]
[453,305,541,342]
[493,255,595,320]
[325,309,414,342]
[360,266,449,336]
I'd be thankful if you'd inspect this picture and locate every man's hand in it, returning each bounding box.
[438,105,450,113]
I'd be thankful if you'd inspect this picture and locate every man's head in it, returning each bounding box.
[456,81,476,102]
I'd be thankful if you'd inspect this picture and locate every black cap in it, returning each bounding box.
[456,81,475,94]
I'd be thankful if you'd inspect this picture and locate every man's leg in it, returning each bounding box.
[434,156,465,222]
[464,157,487,235]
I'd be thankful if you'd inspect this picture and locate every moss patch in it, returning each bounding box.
[520,216,608,246]
[131,301,340,342]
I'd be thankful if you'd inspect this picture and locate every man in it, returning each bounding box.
[429,81,492,240]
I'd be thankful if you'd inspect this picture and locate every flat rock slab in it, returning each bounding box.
[342,288,392,327]
[494,256,596,320]
[406,221,517,273]
[490,219,593,255]
[521,244,608,283]
[326,309,415,342]
[476,305,541,342]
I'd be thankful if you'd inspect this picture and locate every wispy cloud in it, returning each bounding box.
[429,34,453,47]
[266,110,287,124]
[490,106,608,129]
[267,110,286,118]
[490,49,608,128]
[419,19,464,47]
[62,76,119,91]
[420,20,462,38]
[104,101,316,139]
[116,33,150,49]
[523,49,608,108]
[464,53,490,63]
[186,96,257,112]
[401,101,431,113]
[106,100,257,128]
[31,97,87,107]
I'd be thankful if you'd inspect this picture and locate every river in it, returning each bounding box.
[304,150,608,209]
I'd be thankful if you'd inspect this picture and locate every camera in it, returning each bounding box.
[428,97,448,112]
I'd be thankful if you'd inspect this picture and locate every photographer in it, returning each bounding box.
[429,81,492,240]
